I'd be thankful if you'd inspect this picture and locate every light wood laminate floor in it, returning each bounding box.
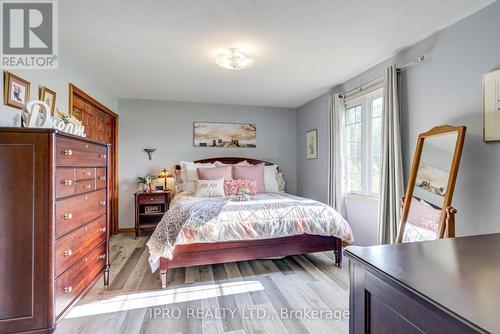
[57,233,349,334]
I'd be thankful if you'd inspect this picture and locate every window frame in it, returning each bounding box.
[343,88,383,197]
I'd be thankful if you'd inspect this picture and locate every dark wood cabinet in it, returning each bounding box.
[345,234,500,334]
[134,191,170,239]
[0,128,110,333]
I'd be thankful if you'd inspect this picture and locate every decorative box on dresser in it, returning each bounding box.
[0,128,110,333]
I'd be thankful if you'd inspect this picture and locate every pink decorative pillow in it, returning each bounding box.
[224,179,257,196]
[197,166,232,180]
[233,163,265,193]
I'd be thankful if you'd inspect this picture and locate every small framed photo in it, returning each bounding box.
[40,86,57,115]
[306,129,318,159]
[3,71,31,109]
[155,185,164,191]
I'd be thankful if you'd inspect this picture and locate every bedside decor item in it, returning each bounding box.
[21,100,86,137]
[135,191,170,239]
[136,175,158,192]
[144,148,156,160]
[194,122,256,148]
[39,86,56,115]
[145,205,162,214]
[306,129,318,159]
[483,68,500,141]
[3,71,30,109]
[158,168,173,190]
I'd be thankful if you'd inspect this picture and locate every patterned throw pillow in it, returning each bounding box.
[193,178,225,197]
[224,179,257,196]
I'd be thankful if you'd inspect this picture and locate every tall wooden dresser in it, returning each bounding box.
[0,128,110,333]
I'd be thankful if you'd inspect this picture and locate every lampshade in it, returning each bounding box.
[158,168,172,179]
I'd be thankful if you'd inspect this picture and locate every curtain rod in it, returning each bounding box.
[340,55,425,98]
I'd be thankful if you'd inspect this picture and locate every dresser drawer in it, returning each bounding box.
[75,179,96,195]
[55,168,76,198]
[55,242,106,317]
[75,168,95,181]
[56,137,107,167]
[55,190,106,238]
[96,168,106,190]
[138,193,166,205]
[55,216,107,277]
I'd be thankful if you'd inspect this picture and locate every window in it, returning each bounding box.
[343,90,383,196]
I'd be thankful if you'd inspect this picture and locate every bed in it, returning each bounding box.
[146,157,353,289]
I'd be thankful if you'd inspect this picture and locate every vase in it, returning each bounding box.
[147,183,155,193]
[141,183,148,192]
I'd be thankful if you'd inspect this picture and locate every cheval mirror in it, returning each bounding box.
[396,125,466,243]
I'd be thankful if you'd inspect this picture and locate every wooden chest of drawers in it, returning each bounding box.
[0,128,110,333]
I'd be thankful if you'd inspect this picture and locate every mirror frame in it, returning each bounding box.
[396,125,466,243]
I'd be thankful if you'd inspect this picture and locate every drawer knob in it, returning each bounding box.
[98,176,106,181]
[85,184,91,189]
[150,198,154,201]
[63,179,73,186]
[98,200,106,206]
[64,149,73,156]
[64,249,73,257]
[98,154,106,159]
[99,227,106,233]
[84,171,92,176]
[64,286,73,294]
[64,213,73,220]
[99,254,106,259]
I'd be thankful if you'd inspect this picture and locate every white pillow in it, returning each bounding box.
[179,161,215,192]
[214,160,252,167]
[193,178,225,197]
[264,164,282,193]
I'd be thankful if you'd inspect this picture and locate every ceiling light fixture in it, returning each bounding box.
[215,48,254,71]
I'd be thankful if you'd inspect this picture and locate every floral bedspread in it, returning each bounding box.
[146,192,353,272]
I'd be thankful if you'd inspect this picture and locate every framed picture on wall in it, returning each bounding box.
[484,68,500,141]
[3,71,31,109]
[306,129,318,159]
[193,122,257,148]
[39,86,57,115]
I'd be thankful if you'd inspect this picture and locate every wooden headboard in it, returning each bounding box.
[175,157,275,170]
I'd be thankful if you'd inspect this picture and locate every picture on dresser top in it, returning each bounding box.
[194,122,256,148]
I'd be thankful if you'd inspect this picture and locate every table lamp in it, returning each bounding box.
[158,168,173,190]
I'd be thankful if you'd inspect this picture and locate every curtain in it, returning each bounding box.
[328,93,347,217]
[377,65,404,244]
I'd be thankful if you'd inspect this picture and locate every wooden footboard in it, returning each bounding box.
[159,234,343,289]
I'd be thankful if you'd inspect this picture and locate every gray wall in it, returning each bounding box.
[297,0,500,239]
[297,93,330,203]
[0,46,118,127]
[118,99,297,229]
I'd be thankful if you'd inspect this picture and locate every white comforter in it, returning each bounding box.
[147,192,353,271]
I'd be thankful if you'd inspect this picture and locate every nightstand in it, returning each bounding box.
[134,190,171,239]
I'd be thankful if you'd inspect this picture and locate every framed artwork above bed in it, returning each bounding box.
[193,122,256,148]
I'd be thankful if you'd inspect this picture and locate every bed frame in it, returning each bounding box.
[160,157,343,289]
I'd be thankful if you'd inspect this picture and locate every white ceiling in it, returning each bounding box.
[61,0,494,108]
